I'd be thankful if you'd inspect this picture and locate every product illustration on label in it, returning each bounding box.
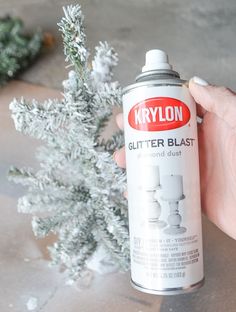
[140,165,166,229]
[140,166,186,234]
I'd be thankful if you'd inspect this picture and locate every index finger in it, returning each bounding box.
[115,113,124,130]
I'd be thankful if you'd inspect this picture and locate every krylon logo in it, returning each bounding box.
[128,97,191,131]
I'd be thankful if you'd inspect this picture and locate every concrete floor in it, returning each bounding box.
[1,0,236,89]
[1,0,236,311]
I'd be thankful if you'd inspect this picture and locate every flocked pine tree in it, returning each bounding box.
[9,4,129,280]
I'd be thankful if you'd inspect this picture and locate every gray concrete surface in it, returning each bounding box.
[1,0,236,311]
[1,0,236,89]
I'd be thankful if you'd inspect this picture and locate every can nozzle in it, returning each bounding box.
[142,49,172,72]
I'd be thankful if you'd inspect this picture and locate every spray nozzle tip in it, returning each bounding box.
[142,49,172,72]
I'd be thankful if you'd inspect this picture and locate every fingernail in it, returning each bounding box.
[115,113,122,120]
[115,113,123,127]
[197,116,203,124]
[113,150,117,160]
[191,76,209,86]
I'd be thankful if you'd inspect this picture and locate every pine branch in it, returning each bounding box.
[99,130,125,153]
[8,167,78,198]
[58,5,88,74]
[17,187,90,214]
[91,41,118,85]
[9,97,67,140]
[0,16,42,85]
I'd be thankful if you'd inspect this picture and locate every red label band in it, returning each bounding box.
[128,97,191,131]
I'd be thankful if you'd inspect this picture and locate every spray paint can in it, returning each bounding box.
[122,49,204,295]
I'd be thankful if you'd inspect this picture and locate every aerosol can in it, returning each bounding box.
[122,49,204,295]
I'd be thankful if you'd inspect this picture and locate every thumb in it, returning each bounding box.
[189,76,236,128]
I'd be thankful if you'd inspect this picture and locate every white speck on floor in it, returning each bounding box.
[26,297,38,311]
[8,303,13,308]
[65,279,75,286]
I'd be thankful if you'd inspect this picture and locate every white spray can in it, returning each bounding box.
[122,49,204,295]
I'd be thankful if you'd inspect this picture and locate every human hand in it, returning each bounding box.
[114,77,236,240]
